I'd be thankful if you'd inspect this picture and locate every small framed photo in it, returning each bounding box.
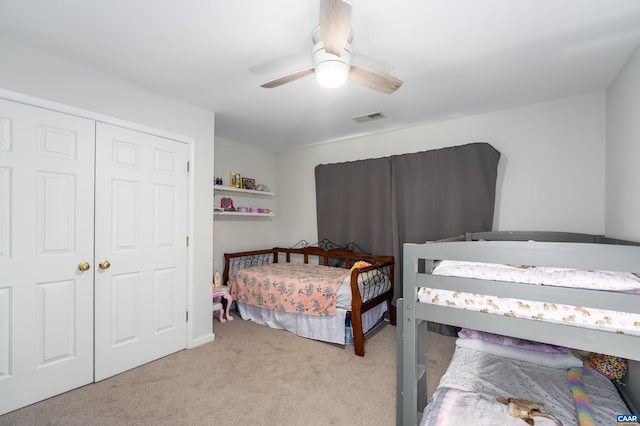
[230,172,242,188]
[242,177,256,190]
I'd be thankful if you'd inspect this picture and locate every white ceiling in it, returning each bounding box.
[2,0,640,153]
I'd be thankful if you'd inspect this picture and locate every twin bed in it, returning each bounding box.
[223,242,394,356]
[397,231,640,425]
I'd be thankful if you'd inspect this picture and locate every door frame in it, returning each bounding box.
[0,87,197,349]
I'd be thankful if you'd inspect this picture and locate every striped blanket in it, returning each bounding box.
[568,364,597,426]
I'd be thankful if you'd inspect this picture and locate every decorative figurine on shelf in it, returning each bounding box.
[220,197,235,211]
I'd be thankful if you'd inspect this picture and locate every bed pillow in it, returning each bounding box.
[589,352,627,384]
[458,328,572,354]
[351,260,372,270]
[342,262,382,286]
[456,337,583,368]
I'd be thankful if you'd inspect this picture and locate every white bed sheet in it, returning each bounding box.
[236,302,387,345]
[421,346,628,426]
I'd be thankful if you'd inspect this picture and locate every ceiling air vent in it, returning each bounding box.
[352,111,386,123]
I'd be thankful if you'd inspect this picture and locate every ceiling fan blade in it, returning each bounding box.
[349,65,403,94]
[320,0,352,56]
[260,68,315,88]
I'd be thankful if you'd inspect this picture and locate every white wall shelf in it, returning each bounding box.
[213,211,275,217]
[213,185,274,196]
[214,184,275,218]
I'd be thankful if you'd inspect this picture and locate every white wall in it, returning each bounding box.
[213,136,277,273]
[0,37,216,345]
[274,93,607,246]
[606,44,640,241]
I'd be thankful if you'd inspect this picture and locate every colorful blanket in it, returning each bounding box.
[568,364,596,426]
[229,263,348,316]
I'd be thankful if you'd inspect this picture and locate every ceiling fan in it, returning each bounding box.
[260,0,403,94]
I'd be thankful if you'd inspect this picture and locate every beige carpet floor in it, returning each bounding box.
[0,314,456,426]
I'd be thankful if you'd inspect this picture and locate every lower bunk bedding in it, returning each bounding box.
[421,330,629,426]
[224,244,395,356]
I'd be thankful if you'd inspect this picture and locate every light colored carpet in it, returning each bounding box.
[0,314,455,426]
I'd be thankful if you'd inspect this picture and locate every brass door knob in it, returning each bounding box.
[99,260,111,270]
[78,261,91,271]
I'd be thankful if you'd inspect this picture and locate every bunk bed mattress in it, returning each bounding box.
[421,346,628,426]
[417,261,640,336]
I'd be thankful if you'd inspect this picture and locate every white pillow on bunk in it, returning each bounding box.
[458,328,571,354]
[456,337,583,369]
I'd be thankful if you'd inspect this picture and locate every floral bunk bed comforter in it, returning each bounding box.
[418,260,640,336]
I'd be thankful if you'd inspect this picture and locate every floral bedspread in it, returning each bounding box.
[228,263,349,316]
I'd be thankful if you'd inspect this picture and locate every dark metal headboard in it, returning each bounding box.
[290,237,368,254]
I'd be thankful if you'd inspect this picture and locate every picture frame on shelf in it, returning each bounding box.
[220,197,235,211]
[230,172,242,188]
[242,177,256,190]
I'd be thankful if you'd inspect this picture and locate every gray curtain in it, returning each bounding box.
[315,142,501,303]
[314,156,393,256]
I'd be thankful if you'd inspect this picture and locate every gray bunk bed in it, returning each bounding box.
[397,231,640,425]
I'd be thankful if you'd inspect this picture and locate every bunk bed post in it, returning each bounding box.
[401,243,419,425]
[396,297,405,426]
[417,322,427,415]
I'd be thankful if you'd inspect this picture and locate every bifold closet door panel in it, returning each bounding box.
[0,98,95,415]
[94,122,188,382]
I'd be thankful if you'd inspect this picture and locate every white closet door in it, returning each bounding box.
[0,98,95,415]
[94,122,188,381]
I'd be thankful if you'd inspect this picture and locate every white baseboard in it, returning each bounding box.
[189,332,215,348]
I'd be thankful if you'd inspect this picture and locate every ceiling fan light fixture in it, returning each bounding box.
[312,39,352,89]
[258,3,402,94]
[315,59,350,88]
